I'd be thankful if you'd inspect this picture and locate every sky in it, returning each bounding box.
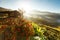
[0,0,60,13]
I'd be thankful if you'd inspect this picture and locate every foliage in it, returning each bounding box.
[0,18,47,40]
[0,18,60,40]
[31,22,46,40]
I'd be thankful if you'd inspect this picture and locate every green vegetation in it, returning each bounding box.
[31,22,46,40]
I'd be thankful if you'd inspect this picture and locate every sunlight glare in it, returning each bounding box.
[17,1,32,17]
[19,2,32,13]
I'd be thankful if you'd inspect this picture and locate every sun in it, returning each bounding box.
[19,2,32,13]
[17,1,32,17]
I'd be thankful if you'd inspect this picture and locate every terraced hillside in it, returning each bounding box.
[39,25,60,40]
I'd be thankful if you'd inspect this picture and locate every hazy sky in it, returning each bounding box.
[0,0,60,13]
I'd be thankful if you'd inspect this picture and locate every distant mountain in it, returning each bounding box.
[24,10,60,27]
[0,7,12,11]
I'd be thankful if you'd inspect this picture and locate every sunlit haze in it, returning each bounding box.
[0,0,60,13]
[17,1,32,13]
